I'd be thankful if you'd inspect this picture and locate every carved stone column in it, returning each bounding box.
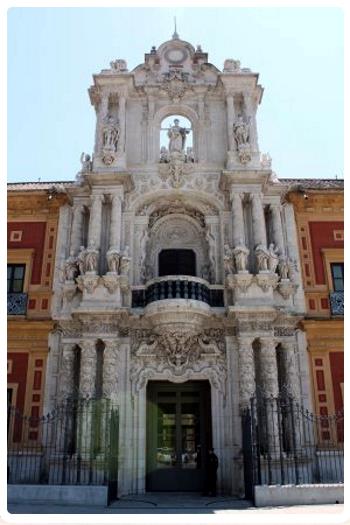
[109,194,122,251]
[70,204,85,255]
[270,204,285,255]
[259,337,280,455]
[88,194,104,249]
[230,191,245,246]
[79,340,97,398]
[244,93,258,153]
[96,93,109,154]
[118,94,126,154]
[226,93,236,151]
[57,344,76,401]
[281,340,300,400]
[251,193,267,248]
[237,337,255,409]
[102,341,119,400]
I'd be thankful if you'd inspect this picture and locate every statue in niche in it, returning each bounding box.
[233,116,250,146]
[278,255,290,280]
[85,241,99,272]
[64,250,78,281]
[233,241,250,272]
[255,244,269,272]
[102,116,120,151]
[77,245,87,275]
[80,152,92,172]
[223,244,234,275]
[106,246,121,273]
[267,243,279,273]
[168,119,190,153]
[139,229,149,281]
[201,263,211,281]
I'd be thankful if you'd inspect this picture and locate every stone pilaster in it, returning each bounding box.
[70,204,85,255]
[237,337,255,409]
[88,194,104,249]
[230,191,245,246]
[251,193,267,247]
[226,93,236,151]
[57,344,76,401]
[102,341,119,400]
[270,204,285,255]
[79,340,97,398]
[109,194,122,251]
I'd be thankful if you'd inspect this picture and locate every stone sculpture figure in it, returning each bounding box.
[233,241,250,272]
[102,116,120,151]
[80,152,92,172]
[278,255,290,280]
[120,253,131,276]
[160,146,169,163]
[85,241,99,273]
[267,243,279,273]
[106,247,121,273]
[255,244,269,272]
[77,245,87,275]
[139,229,149,281]
[233,116,250,146]
[64,251,78,281]
[223,244,234,275]
[168,119,190,153]
[201,263,211,281]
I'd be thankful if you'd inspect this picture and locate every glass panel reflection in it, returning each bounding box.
[156,402,176,468]
[181,402,200,469]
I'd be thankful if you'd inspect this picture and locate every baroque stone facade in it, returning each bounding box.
[46,33,313,496]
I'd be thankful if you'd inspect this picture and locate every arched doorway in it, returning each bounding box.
[158,249,196,277]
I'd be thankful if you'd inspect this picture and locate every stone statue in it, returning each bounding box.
[255,244,269,272]
[160,146,169,163]
[168,119,190,153]
[205,228,216,279]
[106,246,121,273]
[139,229,149,279]
[85,241,99,273]
[77,245,87,275]
[201,263,211,281]
[233,116,250,146]
[267,243,279,273]
[64,251,78,281]
[223,244,234,275]
[278,255,290,280]
[186,147,195,163]
[120,253,131,276]
[80,152,92,172]
[102,116,120,151]
[233,242,250,272]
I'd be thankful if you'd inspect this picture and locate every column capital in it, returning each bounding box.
[79,339,96,355]
[259,337,277,351]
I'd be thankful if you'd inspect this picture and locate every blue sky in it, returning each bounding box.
[7,7,343,182]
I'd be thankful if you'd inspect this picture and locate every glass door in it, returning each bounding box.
[146,381,211,491]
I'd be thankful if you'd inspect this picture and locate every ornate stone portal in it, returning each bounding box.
[47,33,312,498]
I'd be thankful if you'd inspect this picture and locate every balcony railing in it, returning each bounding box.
[7,293,28,315]
[132,275,224,308]
[329,291,344,316]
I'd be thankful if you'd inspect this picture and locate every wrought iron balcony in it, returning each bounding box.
[7,293,28,315]
[132,276,224,308]
[329,291,344,316]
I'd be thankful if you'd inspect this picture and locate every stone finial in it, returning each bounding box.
[223,59,241,72]
[110,59,128,72]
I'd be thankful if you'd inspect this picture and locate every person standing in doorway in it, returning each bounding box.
[205,447,219,496]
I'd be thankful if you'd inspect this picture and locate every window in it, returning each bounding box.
[331,263,344,292]
[7,264,26,293]
[159,249,196,277]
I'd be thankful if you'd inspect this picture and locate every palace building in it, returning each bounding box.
[8,33,343,503]
[44,33,314,497]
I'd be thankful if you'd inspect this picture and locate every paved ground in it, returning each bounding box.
[6,492,345,520]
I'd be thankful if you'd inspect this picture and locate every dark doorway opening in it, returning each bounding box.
[158,249,196,277]
[146,380,212,492]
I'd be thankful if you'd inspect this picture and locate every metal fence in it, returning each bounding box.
[241,395,344,499]
[7,398,119,501]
